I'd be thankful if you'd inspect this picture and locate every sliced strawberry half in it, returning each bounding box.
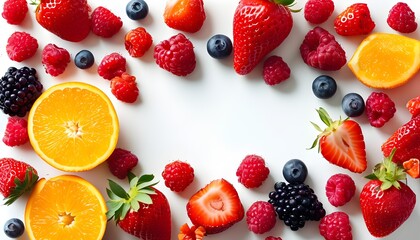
[310,107,367,173]
[186,178,244,234]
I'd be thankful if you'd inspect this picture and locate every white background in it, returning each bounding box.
[1,0,420,239]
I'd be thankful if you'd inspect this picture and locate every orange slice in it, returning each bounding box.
[25,175,107,240]
[28,82,119,171]
[348,33,420,89]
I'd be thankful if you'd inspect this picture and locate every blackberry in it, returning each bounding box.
[0,66,43,117]
[268,182,326,231]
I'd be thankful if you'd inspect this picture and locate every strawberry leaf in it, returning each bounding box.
[108,180,129,199]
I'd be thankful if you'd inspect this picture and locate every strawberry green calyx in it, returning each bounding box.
[4,168,39,206]
[366,148,407,191]
[272,0,301,12]
[106,173,158,221]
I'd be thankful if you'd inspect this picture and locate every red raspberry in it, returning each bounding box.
[319,211,352,240]
[325,173,356,207]
[6,31,38,62]
[266,237,282,240]
[154,33,196,76]
[107,148,138,179]
[387,2,417,33]
[246,201,276,234]
[300,27,346,71]
[98,52,126,80]
[2,117,28,147]
[263,56,290,86]
[365,92,396,128]
[125,27,153,58]
[161,160,194,192]
[304,0,334,24]
[110,73,139,103]
[406,96,420,118]
[91,6,123,38]
[2,0,28,25]
[236,155,269,188]
[41,44,70,77]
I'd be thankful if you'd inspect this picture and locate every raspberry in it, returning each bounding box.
[387,2,417,33]
[406,96,420,118]
[236,155,269,188]
[2,0,28,25]
[98,52,127,80]
[162,160,194,192]
[300,27,346,71]
[266,237,282,240]
[304,0,334,24]
[41,44,70,77]
[319,211,352,240]
[91,6,123,38]
[110,73,139,103]
[6,32,38,62]
[263,56,290,86]
[325,173,356,207]
[154,33,196,76]
[2,117,28,147]
[365,92,396,128]
[107,148,139,179]
[125,27,153,58]
[246,201,276,234]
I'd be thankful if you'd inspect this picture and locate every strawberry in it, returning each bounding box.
[334,3,375,36]
[186,178,244,234]
[164,0,206,33]
[406,96,420,118]
[0,158,38,205]
[32,0,91,42]
[310,107,367,173]
[106,173,171,240]
[360,149,416,238]
[233,0,296,75]
[403,158,420,179]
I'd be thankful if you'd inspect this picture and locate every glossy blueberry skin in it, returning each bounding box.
[4,218,25,238]
[126,0,149,20]
[312,75,337,99]
[283,159,308,184]
[342,93,365,117]
[207,34,233,59]
[74,50,95,69]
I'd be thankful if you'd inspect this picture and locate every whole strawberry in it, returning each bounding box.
[360,149,416,238]
[164,0,206,33]
[41,43,70,76]
[110,73,139,103]
[233,0,296,75]
[0,158,38,205]
[33,0,91,42]
[107,174,171,240]
[3,117,29,147]
[334,3,375,36]
[91,6,123,38]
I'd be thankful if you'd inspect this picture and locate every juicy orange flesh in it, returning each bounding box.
[26,176,107,240]
[31,87,117,168]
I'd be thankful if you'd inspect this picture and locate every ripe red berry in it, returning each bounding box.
[387,2,418,33]
[365,92,396,128]
[2,117,28,147]
[162,160,194,192]
[2,0,28,25]
[334,3,375,36]
[319,211,352,240]
[246,201,276,234]
[406,96,420,118]
[125,27,153,58]
[91,6,123,38]
[154,33,196,76]
[263,56,290,86]
[325,173,356,207]
[304,0,334,24]
[6,31,38,62]
[300,27,346,71]
[236,155,269,188]
[41,44,70,77]
[107,148,139,179]
[110,73,139,103]
[98,52,127,80]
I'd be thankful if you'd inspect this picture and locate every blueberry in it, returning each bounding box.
[126,0,149,20]
[342,93,365,117]
[4,218,24,238]
[312,75,337,99]
[74,50,94,69]
[207,34,233,59]
[282,159,308,184]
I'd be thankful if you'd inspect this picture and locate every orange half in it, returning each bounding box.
[25,175,107,240]
[28,82,119,171]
